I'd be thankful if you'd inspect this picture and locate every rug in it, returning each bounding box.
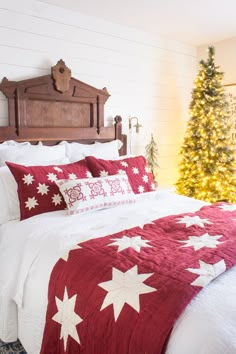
[0,339,26,354]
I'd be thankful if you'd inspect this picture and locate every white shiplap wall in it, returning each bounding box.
[0,0,197,186]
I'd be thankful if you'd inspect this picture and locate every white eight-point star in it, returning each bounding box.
[186,259,226,287]
[52,287,83,351]
[25,197,39,210]
[86,171,92,178]
[52,194,62,206]
[47,172,58,182]
[37,183,49,196]
[22,173,34,185]
[100,170,108,177]
[176,215,213,228]
[120,161,128,168]
[219,204,236,212]
[99,265,156,321]
[53,166,63,173]
[138,185,145,193]
[142,175,149,183]
[132,167,139,174]
[179,233,224,251]
[68,173,77,180]
[108,235,152,252]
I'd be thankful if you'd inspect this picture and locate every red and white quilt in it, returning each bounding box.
[40,203,236,354]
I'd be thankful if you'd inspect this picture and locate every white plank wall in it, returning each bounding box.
[0,0,197,186]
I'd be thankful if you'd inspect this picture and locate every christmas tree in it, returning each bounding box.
[176,46,236,203]
[145,134,159,184]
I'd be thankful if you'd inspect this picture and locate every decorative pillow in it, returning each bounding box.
[60,139,123,162]
[56,174,135,215]
[0,144,67,167]
[85,155,155,194]
[6,160,92,220]
[0,166,20,224]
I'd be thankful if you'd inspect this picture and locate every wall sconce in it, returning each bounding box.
[129,116,142,133]
[128,116,142,155]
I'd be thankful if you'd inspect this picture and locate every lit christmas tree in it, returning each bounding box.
[145,134,159,184]
[176,46,236,203]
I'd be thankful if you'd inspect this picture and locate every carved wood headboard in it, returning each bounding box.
[0,59,127,155]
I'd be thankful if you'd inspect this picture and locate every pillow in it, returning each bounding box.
[0,144,66,167]
[6,160,92,220]
[2,140,31,146]
[0,158,70,224]
[93,140,123,159]
[60,141,93,162]
[56,174,135,215]
[0,166,20,224]
[85,155,155,194]
[60,139,123,162]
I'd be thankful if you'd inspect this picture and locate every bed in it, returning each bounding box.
[0,60,236,354]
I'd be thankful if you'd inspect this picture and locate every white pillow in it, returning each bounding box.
[0,166,20,223]
[93,140,123,159]
[42,157,70,165]
[2,140,31,146]
[60,140,123,162]
[60,141,94,162]
[0,144,66,167]
[56,174,135,215]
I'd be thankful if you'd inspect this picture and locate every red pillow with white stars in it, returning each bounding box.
[85,155,155,194]
[6,160,92,220]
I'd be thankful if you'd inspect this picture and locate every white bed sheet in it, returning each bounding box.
[0,190,236,354]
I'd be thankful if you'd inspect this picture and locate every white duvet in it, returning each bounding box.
[0,190,236,354]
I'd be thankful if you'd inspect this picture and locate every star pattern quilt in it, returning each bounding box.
[40,202,236,354]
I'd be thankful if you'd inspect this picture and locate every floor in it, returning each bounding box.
[0,339,26,354]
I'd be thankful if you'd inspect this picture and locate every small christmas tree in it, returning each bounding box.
[145,134,159,184]
[176,46,236,203]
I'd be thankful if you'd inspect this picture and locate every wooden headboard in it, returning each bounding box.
[0,59,127,155]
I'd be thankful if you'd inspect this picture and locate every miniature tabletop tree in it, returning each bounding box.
[145,134,159,184]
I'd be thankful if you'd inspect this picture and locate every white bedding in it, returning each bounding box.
[0,190,236,354]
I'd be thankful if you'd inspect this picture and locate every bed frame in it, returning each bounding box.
[0,59,127,155]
